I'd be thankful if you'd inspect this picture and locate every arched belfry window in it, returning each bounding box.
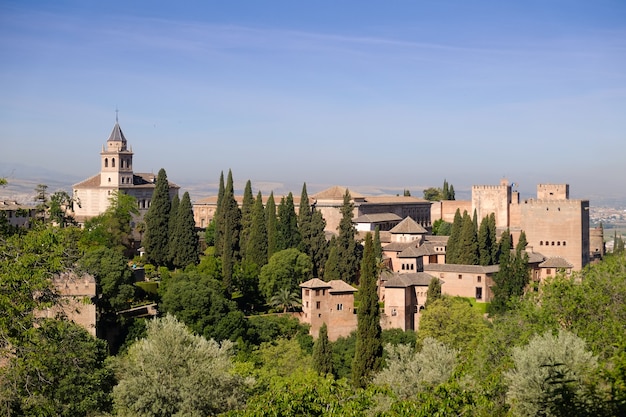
[112,158,116,168]
[105,158,108,168]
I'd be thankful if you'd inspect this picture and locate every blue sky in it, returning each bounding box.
[1,0,625,201]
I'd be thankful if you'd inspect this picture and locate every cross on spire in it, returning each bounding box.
[115,107,119,123]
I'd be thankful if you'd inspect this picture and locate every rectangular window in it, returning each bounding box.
[475,287,483,300]
[458,274,462,279]
[315,290,320,296]
[316,301,321,309]
[477,276,482,283]
[305,301,309,308]
[391,308,397,316]
[322,289,326,295]
[547,269,552,275]
[305,289,309,296]
[337,303,343,311]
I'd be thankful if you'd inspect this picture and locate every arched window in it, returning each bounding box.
[112,158,115,168]
[104,158,108,168]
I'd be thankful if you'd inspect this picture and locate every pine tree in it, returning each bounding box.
[446,209,463,264]
[336,189,361,284]
[352,233,382,388]
[143,168,171,266]
[265,192,278,259]
[246,191,268,268]
[276,192,300,251]
[213,171,225,256]
[457,211,479,265]
[170,192,200,269]
[313,323,334,377]
[239,180,254,259]
[220,170,241,293]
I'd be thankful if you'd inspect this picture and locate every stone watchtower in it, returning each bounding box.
[100,119,134,188]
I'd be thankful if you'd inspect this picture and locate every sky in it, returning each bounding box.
[1,0,625,202]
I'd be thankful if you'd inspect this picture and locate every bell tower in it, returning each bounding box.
[100,114,134,187]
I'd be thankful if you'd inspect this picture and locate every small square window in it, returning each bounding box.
[458,274,462,279]
[477,276,482,283]
[337,304,343,311]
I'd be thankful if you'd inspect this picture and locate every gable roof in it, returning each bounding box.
[312,186,363,200]
[383,241,419,252]
[389,217,427,234]
[300,278,332,289]
[328,280,357,293]
[539,257,574,268]
[383,272,434,288]
[424,264,500,274]
[398,242,444,258]
[353,213,402,223]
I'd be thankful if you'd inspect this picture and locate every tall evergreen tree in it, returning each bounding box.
[170,192,200,269]
[220,170,241,293]
[308,209,329,278]
[446,209,463,264]
[213,171,225,256]
[245,191,268,268]
[449,184,455,200]
[167,193,180,265]
[373,226,383,266]
[265,192,278,259]
[313,323,334,377]
[352,233,383,388]
[298,183,313,255]
[336,190,361,284]
[323,244,340,282]
[442,179,449,200]
[143,168,171,266]
[457,211,479,265]
[491,229,513,314]
[478,216,493,266]
[239,180,254,260]
[425,277,442,307]
[488,213,498,263]
[276,192,300,251]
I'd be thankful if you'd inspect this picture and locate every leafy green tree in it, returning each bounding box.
[0,226,82,349]
[268,287,302,313]
[169,192,199,269]
[113,314,249,416]
[159,271,246,342]
[505,330,603,417]
[418,297,490,353]
[239,180,254,259]
[79,247,136,313]
[352,233,383,388]
[143,168,171,266]
[245,191,268,268]
[456,210,479,265]
[80,190,139,251]
[49,190,77,227]
[423,187,443,201]
[313,323,334,377]
[432,219,452,236]
[425,277,442,307]
[265,192,278,259]
[336,189,361,284]
[33,183,49,221]
[374,338,458,400]
[276,192,301,251]
[259,248,312,302]
[0,319,115,417]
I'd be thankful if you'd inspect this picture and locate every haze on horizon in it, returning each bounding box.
[1,0,625,202]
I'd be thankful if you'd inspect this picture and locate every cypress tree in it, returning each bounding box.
[324,244,340,281]
[143,168,171,266]
[239,180,254,259]
[276,192,300,251]
[309,209,329,278]
[313,323,334,377]
[213,171,225,256]
[246,191,268,268]
[457,211,479,265]
[336,189,360,284]
[170,192,200,269]
[167,193,180,265]
[491,229,513,314]
[220,170,241,293]
[489,213,498,263]
[352,233,382,388]
[446,209,463,264]
[265,192,278,259]
[478,216,492,266]
[443,179,449,200]
[298,183,313,256]
[449,184,455,200]
[373,226,383,266]
[425,277,442,307]
[472,209,478,233]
